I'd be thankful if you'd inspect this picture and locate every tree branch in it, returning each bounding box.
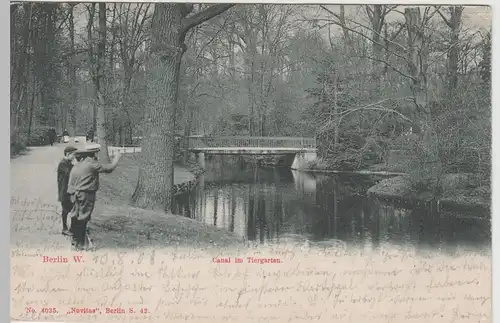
[317,6,407,55]
[436,7,452,28]
[365,5,373,22]
[354,54,417,82]
[319,97,414,133]
[181,4,235,36]
[335,12,407,51]
[316,20,408,63]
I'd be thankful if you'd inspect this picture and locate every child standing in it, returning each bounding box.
[57,146,77,236]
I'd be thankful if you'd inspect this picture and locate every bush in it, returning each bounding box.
[10,128,27,156]
[10,135,26,156]
[26,126,52,146]
[10,126,54,154]
[402,139,442,194]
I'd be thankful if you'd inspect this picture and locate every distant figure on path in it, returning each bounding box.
[47,128,57,146]
[67,145,121,250]
[86,129,94,143]
[62,129,70,143]
[57,146,78,236]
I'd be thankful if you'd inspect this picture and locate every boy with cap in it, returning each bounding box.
[67,144,121,250]
[57,145,78,236]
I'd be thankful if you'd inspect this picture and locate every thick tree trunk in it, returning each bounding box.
[131,4,184,211]
[132,3,233,212]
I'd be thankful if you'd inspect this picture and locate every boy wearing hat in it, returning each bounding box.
[57,145,78,236]
[67,145,121,250]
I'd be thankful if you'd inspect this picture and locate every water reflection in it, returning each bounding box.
[172,157,491,252]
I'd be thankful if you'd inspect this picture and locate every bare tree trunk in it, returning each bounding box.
[441,6,463,97]
[10,4,18,133]
[68,4,77,134]
[238,11,258,136]
[87,3,97,135]
[405,8,428,121]
[405,7,441,192]
[108,4,117,145]
[339,5,354,53]
[27,79,37,143]
[96,2,110,162]
[41,3,57,128]
[369,5,383,84]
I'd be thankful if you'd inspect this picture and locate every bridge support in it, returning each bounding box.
[197,152,206,169]
[291,151,317,170]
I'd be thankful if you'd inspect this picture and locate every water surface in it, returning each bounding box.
[172,157,491,254]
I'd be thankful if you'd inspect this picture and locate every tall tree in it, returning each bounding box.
[437,6,464,97]
[479,29,491,85]
[116,3,152,145]
[86,3,97,134]
[95,2,110,161]
[131,4,234,211]
[67,3,78,134]
[364,5,395,84]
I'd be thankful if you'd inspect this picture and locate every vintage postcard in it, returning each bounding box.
[10,2,492,322]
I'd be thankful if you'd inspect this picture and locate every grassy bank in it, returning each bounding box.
[367,175,491,211]
[98,155,197,204]
[91,155,243,249]
[305,155,490,211]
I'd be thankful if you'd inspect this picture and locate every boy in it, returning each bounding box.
[57,146,77,236]
[67,144,121,250]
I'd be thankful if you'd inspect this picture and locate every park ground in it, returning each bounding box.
[10,144,242,251]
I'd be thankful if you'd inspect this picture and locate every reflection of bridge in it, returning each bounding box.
[185,136,317,170]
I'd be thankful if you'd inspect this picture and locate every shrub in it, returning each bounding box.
[10,128,27,156]
[10,134,26,156]
[26,126,52,146]
[401,138,443,194]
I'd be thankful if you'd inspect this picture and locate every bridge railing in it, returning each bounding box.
[186,136,316,149]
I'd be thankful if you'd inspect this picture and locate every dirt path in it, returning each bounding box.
[10,144,242,251]
[11,146,72,249]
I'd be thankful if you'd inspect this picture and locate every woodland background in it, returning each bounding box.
[10,4,492,210]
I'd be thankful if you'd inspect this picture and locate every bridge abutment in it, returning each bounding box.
[291,151,317,170]
[197,152,206,169]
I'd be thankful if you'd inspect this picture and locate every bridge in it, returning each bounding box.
[185,136,317,170]
[106,135,318,170]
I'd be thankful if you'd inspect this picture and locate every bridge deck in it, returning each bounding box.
[189,147,316,155]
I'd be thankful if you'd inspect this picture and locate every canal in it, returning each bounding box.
[172,157,491,254]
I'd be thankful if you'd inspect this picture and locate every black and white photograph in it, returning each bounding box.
[10,2,492,322]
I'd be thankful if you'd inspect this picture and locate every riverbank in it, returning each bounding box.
[93,155,242,248]
[98,155,201,205]
[303,158,490,211]
[87,154,242,248]
[367,175,491,211]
